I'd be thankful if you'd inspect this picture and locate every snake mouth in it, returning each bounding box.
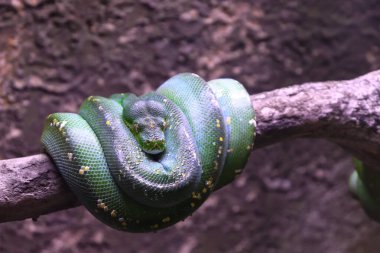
[141,139,166,155]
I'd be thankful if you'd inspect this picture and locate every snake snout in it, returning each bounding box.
[142,139,166,155]
[140,129,166,155]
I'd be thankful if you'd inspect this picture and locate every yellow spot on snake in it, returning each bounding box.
[216,119,221,128]
[59,121,67,131]
[79,166,90,175]
[214,160,218,169]
[106,120,111,126]
[219,137,223,141]
[111,210,117,217]
[162,217,171,223]
[206,178,214,189]
[67,153,73,161]
[226,116,231,125]
[190,202,195,208]
[192,192,201,199]
[202,188,207,193]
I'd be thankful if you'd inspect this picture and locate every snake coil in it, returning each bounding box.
[41,73,255,232]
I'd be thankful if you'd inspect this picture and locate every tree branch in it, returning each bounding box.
[0,154,79,222]
[1,70,380,223]
[253,70,380,169]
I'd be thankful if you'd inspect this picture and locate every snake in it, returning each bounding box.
[41,73,256,232]
[350,160,380,221]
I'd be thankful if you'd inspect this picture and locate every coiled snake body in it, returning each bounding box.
[41,73,255,232]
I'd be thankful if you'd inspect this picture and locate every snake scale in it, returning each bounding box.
[41,73,256,232]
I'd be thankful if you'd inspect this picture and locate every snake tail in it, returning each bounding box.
[349,159,380,221]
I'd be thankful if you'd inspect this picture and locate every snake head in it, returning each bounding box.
[123,96,168,155]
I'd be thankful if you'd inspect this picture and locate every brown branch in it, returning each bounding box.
[253,70,380,169]
[1,70,380,223]
[0,154,79,222]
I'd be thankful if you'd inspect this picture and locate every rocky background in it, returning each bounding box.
[1,0,380,252]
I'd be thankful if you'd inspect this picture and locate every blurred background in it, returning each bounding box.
[1,0,380,252]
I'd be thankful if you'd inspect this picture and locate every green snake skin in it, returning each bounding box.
[41,73,255,232]
[350,159,380,221]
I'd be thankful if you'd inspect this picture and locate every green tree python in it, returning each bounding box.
[41,73,256,232]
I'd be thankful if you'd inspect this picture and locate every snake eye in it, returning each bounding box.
[161,119,168,130]
[133,123,141,133]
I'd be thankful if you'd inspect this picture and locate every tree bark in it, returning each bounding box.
[1,70,379,223]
